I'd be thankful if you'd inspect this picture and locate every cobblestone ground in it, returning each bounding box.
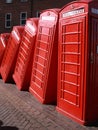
[0,79,98,130]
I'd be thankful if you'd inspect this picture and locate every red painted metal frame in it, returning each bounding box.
[29,9,60,104]
[57,0,98,125]
[0,26,24,82]
[0,33,10,65]
[13,18,39,90]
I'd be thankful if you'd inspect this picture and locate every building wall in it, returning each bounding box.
[0,0,74,33]
[32,0,74,17]
[0,0,31,33]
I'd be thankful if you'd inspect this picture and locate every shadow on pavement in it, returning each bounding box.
[85,121,98,127]
[0,120,18,130]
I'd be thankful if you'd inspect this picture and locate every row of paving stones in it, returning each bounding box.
[0,79,98,130]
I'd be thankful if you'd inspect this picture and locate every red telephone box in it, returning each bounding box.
[57,0,98,125]
[29,9,60,104]
[0,26,24,82]
[0,33,10,65]
[13,18,39,90]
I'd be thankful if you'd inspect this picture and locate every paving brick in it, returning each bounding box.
[0,79,98,130]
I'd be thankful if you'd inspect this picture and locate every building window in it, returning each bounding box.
[5,13,12,28]
[20,12,27,25]
[20,0,28,2]
[36,11,40,17]
[6,0,12,3]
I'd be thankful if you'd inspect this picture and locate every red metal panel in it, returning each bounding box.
[0,33,10,65]
[13,18,39,90]
[29,9,60,104]
[57,17,85,122]
[57,0,98,125]
[0,26,24,82]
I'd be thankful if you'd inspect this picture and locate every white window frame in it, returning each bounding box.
[5,13,12,28]
[20,0,28,2]
[20,12,27,25]
[36,10,40,17]
[6,0,12,3]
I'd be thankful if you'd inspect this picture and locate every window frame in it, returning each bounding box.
[36,10,40,17]
[6,0,13,3]
[20,0,28,2]
[5,13,12,28]
[20,12,27,25]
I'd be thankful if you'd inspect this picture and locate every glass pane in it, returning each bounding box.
[7,21,11,27]
[21,20,26,25]
[6,14,11,20]
[21,13,26,19]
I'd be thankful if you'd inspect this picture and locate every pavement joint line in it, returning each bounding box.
[0,79,98,129]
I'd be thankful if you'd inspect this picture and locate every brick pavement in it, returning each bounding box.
[0,79,98,130]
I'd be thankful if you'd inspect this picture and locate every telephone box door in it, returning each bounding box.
[58,16,86,120]
[30,23,56,100]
